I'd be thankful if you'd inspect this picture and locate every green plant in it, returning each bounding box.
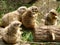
[22,31,33,42]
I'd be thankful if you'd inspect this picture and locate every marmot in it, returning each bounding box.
[1,6,27,27]
[22,6,39,29]
[2,21,22,44]
[45,9,58,25]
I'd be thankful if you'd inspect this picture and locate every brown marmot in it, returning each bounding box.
[44,9,58,25]
[22,6,39,29]
[1,6,27,27]
[2,21,22,44]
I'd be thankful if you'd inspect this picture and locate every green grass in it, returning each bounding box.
[22,31,33,42]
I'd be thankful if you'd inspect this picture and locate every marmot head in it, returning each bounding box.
[49,9,58,19]
[10,21,22,29]
[17,6,27,14]
[24,9,37,18]
[28,6,38,14]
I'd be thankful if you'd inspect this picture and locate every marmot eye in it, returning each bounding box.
[14,23,20,26]
[32,9,34,11]
[35,8,37,10]
[51,12,56,16]
[21,8,25,10]
[16,23,20,25]
[22,8,26,10]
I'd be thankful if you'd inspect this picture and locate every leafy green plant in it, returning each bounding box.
[22,31,33,42]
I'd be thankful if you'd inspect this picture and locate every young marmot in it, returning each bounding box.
[45,9,58,25]
[2,21,22,44]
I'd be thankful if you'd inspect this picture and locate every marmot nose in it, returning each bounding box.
[55,16,58,19]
